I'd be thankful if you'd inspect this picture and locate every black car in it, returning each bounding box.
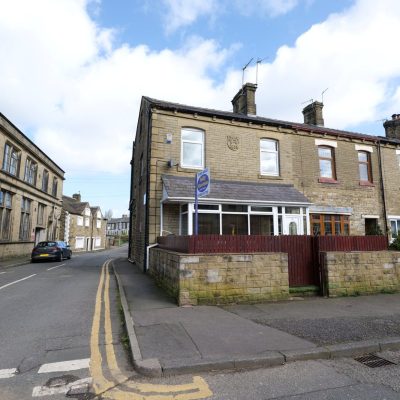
[31,241,72,262]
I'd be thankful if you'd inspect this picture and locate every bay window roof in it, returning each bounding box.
[161,175,311,205]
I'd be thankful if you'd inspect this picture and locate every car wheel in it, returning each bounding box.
[31,259,36,263]
[57,253,63,262]
[67,252,72,260]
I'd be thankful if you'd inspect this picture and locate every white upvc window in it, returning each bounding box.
[96,219,101,228]
[389,217,400,241]
[396,149,400,167]
[85,217,90,227]
[260,139,279,176]
[75,236,84,249]
[181,128,204,169]
[77,216,83,226]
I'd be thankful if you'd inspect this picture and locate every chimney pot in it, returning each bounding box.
[72,193,81,202]
[384,113,400,139]
[231,83,257,116]
[302,101,324,126]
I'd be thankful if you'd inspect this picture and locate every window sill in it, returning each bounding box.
[258,174,283,180]
[177,166,204,173]
[318,178,338,184]
[359,181,375,187]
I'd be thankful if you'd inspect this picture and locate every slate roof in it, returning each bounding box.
[62,195,89,215]
[108,216,130,224]
[162,175,311,205]
[143,96,400,145]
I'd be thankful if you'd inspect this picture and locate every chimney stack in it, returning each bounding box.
[384,114,400,140]
[232,83,257,116]
[302,101,324,126]
[72,193,81,202]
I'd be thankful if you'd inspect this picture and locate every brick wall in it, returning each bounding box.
[149,247,289,305]
[322,251,400,296]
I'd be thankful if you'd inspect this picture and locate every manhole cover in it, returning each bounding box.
[355,354,396,368]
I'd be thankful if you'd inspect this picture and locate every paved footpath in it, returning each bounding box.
[113,258,400,377]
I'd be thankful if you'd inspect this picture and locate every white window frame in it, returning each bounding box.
[389,216,400,241]
[179,203,309,236]
[75,236,84,249]
[260,139,279,176]
[84,217,90,227]
[77,216,83,226]
[396,149,400,168]
[180,128,204,169]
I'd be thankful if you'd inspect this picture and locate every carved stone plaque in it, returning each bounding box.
[227,135,239,151]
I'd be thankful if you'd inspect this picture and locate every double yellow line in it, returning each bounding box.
[90,260,213,400]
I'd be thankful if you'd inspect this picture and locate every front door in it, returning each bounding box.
[283,216,302,235]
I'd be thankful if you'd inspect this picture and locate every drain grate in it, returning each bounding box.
[354,354,396,368]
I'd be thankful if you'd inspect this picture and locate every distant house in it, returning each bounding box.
[0,113,65,258]
[106,215,129,237]
[60,194,106,251]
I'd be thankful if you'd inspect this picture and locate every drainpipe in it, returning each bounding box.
[377,139,389,240]
[144,103,152,272]
[146,243,158,272]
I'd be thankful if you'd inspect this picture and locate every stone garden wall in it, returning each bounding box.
[322,251,400,296]
[149,248,289,306]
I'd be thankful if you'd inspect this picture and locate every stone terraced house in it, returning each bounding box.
[130,83,400,273]
[60,193,106,252]
[0,113,64,259]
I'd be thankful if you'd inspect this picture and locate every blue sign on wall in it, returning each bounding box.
[196,168,210,198]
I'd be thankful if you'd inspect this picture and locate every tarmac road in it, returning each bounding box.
[0,246,131,399]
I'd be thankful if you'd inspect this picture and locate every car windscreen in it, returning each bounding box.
[37,242,57,247]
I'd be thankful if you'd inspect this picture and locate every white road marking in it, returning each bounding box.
[38,358,90,374]
[32,377,92,397]
[46,264,65,271]
[0,271,7,275]
[0,368,17,379]
[0,274,36,291]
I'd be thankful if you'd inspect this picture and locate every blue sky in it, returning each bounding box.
[1,0,400,216]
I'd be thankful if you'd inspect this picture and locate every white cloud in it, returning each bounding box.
[239,0,400,131]
[234,0,299,17]
[161,0,301,33]
[162,0,219,33]
[0,0,234,174]
[1,0,400,183]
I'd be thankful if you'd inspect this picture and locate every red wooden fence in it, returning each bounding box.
[157,234,388,288]
[157,234,388,254]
